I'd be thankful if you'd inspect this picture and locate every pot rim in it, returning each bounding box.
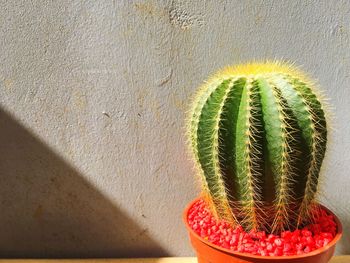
[183,197,343,260]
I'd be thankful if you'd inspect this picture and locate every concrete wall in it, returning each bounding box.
[0,0,348,257]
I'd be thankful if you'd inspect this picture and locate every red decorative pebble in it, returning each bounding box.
[188,199,336,257]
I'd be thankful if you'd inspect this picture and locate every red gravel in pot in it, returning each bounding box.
[188,199,336,257]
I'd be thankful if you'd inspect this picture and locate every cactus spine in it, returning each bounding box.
[188,62,327,233]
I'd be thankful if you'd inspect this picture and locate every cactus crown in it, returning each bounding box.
[187,62,328,233]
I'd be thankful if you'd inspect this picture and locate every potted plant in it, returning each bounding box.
[183,62,342,263]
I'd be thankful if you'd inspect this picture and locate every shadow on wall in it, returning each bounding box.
[0,108,167,258]
[338,218,350,254]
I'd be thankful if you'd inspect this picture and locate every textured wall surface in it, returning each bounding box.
[0,0,349,257]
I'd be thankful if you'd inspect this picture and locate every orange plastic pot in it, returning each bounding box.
[183,198,342,263]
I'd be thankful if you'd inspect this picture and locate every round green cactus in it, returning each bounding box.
[188,62,328,233]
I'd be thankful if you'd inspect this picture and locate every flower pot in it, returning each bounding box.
[183,198,342,263]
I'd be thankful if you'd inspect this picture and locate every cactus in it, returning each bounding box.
[188,62,328,233]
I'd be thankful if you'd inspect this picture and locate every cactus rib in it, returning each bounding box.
[287,77,327,225]
[189,78,226,216]
[235,80,265,230]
